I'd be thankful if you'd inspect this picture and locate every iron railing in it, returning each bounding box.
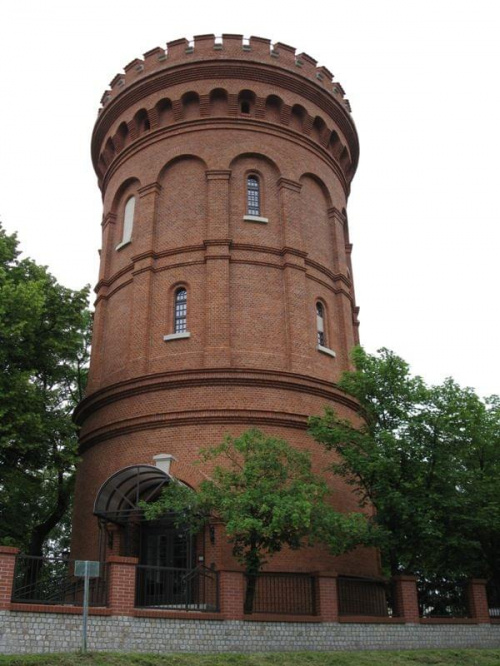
[12,554,107,606]
[135,564,219,611]
[417,579,469,618]
[244,572,316,615]
[338,576,396,617]
[487,580,500,618]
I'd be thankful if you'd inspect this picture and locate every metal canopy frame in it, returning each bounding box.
[93,465,171,525]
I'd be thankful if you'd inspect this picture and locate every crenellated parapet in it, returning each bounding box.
[98,35,351,113]
[93,35,358,189]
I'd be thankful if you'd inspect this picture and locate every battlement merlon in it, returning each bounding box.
[98,34,352,115]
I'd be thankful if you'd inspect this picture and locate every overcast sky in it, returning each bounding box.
[1,0,498,396]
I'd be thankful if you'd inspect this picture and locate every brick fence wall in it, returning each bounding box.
[1,547,499,655]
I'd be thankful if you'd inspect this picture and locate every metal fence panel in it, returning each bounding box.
[135,565,218,611]
[12,555,107,607]
[245,573,316,615]
[338,576,395,617]
[487,580,500,618]
[417,579,469,618]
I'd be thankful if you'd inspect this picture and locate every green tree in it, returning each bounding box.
[0,223,91,555]
[308,346,500,583]
[144,429,370,612]
[455,393,500,586]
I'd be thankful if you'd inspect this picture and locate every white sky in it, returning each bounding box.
[1,0,498,397]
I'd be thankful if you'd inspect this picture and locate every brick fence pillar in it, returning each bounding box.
[107,555,138,615]
[393,575,420,622]
[0,546,19,609]
[219,570,245,620]
[468,579,491,623]
[316,572,339,621]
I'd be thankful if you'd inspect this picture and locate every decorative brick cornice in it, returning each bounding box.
[79,411,310,452]
[205,170,232,181]
[205,254,231,261]
[92,59,358,175]
[95,243,351,299]
[102,212,117,228]
[204,239,232,247]
[305,258,354,290]
[74,368,361,428]
[138,182,162,197]
[282,261,307,273]
[328,207,346,223]
[277,177,302,193]
[94,277,132,305]
[306,273,355,305]
[99,117,350,197]
[280,246,308,258]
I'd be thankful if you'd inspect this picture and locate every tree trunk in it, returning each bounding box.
[28,472,74,557]
[243,540,261,614]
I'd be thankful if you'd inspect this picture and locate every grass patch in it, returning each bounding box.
[0,651,500,666]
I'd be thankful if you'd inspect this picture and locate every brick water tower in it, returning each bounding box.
[72,34,378,582]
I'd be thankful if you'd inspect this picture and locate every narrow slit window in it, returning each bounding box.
[122,196,135,244]
[174,288,187,333]
[316,302,326,346]
[247,176,260,216]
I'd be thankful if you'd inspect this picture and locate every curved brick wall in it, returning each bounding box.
[72,35,377,577]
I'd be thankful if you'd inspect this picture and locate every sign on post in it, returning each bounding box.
[74,560,100,653]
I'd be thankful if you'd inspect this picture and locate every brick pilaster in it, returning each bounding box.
[468,579,491,623]
[316,572,339,621]
[0,546,19,608]
[393,575,420,622]
[107,556,138,615]
[219,570,245,620]
[204,170,232,367]
[278,178,310,374]
[328,207,356,355]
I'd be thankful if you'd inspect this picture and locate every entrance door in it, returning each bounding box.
[139,522,192,607]
[143,527,189,569]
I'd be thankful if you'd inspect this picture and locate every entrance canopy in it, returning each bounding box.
[94,465,171,525]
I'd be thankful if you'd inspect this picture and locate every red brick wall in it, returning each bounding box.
[468,579,491,624]
[72,37,373,578]
[107,556,138,615]
[394,576,420,622]
[0,547,19,609]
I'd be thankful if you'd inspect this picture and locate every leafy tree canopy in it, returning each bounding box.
[144,429,371,611]
[309,346,500,583]
[0,222,91,555]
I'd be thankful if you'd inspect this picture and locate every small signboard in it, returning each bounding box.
[74,560,100,652]
[75,560,100,578]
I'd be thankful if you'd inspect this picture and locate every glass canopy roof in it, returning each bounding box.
[93,464,171,525]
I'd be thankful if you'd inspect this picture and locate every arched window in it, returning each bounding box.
[316,302,326,346]
[120,196,135,246]
[247,176,260,216]
[241,101,250,114]
[174,288,187,333]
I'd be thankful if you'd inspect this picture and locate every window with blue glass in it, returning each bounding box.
[174,288,187,333]
[247,176,260,216]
